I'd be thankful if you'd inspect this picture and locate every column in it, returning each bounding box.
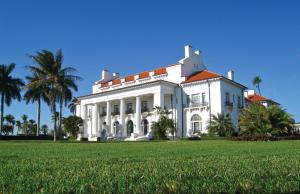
[80,105,87,136]
[154,91,164,108]
[92,103,98,137]
[106,101,111,135]
[120,98,125,137]
[154,91,165,122]
[135,96,141,135]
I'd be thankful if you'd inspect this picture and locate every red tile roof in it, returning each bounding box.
[182,70,220,84]
[125,75,135,82]
[101,82,109,87]
[112,79,121,85]
[138,72,150,79]
[154,68,167,75]
[247,94,268,102]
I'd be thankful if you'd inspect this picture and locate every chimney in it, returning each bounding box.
[228,70,234,81]
[102,69,110,80]
[184,45,193,58]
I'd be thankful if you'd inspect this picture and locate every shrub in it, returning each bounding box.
[63,116,83,139]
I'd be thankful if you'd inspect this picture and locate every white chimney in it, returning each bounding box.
[184,45,193,58]
[102,69,110,80]
[228,70,234,81]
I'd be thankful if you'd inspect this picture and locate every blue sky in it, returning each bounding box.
[0,0,300,128]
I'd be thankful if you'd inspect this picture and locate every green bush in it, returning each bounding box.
[63,116,83,139]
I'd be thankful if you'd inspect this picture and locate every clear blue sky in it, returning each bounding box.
[1,0,300,128]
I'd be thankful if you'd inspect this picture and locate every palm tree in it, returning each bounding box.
[27,49,80,141]
[15,120,21,134]
[24,73,50,136]
[208,113,234,137]
[57,71,81,139]
[252,76,262,95]
[68,97,79,115]
[0,64,24,132]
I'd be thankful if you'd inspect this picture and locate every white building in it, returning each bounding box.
[76,45,247,141]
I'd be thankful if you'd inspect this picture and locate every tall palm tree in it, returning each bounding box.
[208,113,234,137]
[252,76,262,95]
[0,64,24,132]
[68,97,79,115]
[24,73,50,136]
[57,71,81,139]
[27,49,80,141]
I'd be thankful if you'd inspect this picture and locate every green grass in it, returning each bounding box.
[1,140,300,193]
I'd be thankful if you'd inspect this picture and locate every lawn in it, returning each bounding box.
[1,140,300,193]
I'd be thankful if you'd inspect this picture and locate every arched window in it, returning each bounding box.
[191,114,202,134]
[141,119,149,135]
[127,120,133,136]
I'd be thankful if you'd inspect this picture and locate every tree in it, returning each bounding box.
[0,64,24,132]
[57,70,81,140]
[267,105,294,136]
[68,97,78,115]
[239,104,271,136]
[24,72,50,136]
[151,106,175,139]
[63,115,83,139]
[252,76,262,95]
[208,113,234,137]
[20,114,29,135]
[1,114,15,135]
[15,120,22,134]
[27,50,80,142]
[41,124,49,135]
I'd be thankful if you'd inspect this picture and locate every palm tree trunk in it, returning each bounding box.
[37,97,41,136]
[0,92,4,134]
[52,100,57,142]
[59,97,63,140]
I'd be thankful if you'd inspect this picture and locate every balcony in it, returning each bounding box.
[125,109,134,114]
[100,112,107,117]
[189,102,208,108]
[225,101,233,107]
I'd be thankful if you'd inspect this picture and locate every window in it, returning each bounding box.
[113,105,119,113]
[127,103,132,111]
[186,95,190,106]
[201,92,206,104]
[192,94,200,105]
[225,92,230,102]
[237,96,242,108]
[126,103,133,114]
[142,101,148,112]
[191,114,202,134]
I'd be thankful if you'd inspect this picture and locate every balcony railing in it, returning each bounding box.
[225,101,233,107]
[189,102,208,108]
[125,109,134,114]
[100,112,107,117]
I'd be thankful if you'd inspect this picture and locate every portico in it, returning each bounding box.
[78,81,177,140]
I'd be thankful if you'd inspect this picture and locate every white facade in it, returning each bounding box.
[76,45,246,140]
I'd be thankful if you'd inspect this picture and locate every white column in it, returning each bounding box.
[80,105,87,136]
[135,96,141,135]
[106,101,111,135]
[154,91,165,122]
[120,98,125,137]
[154,91,164,108]
[92,103,98,137]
